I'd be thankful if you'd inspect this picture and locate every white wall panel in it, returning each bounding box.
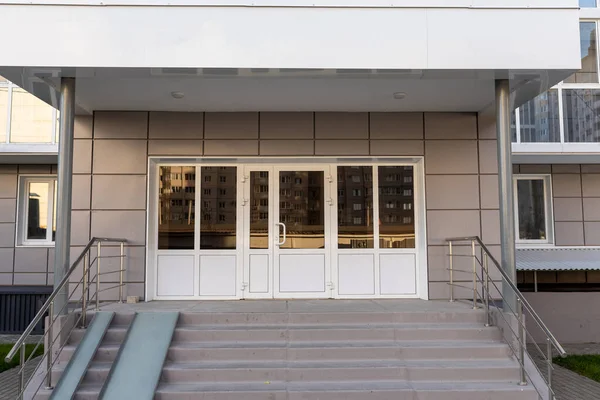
[249,254,269,293]
[157,254,195,296]
[338,254,375,295]
[279,254,325,292]
[380,254,416,295]
[199,255,237,296]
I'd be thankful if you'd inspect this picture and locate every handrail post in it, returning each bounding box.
[518,298,527,386]
[483,253,490,327]
[96,242,101,311]
[46,301,54,389]
[81,252,88,328]
[119,242,124,303]
[19,342,25,398]
[448,241,454,302]
[547,338,553,399]
[471,240,477,309]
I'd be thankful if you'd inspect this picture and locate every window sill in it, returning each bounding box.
[16,243,55,248]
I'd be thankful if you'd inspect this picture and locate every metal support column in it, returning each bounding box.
[53,78,76,315]
[495,79,517,311]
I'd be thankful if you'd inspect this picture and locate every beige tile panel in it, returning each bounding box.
[0,223,15,247]
[429,281,502,300]
[259,140,314,156]
[583,198,600,221]
[315,140,369,156]
[582,165,600,173]
[91,210,146,246]
[428,244,503,283]
[88,245,146,282]
[72,174,91,210]
[551,164,580,174]
[92,175,147,210]
[148,140,203,156]
[585,222,600,245]
[369,140,424,156]
[204,112,258,139]
[260,112,314,139]
[18,165,52,174]
[315,113,368,139]
[519,164,552,174]
[369,113,423,139]
[149,112,203,139]
[479,174,499,209]
[481,209,500,245]
[582,174,600,197]
[74,115,93,139]
[94,111,148,139]
[424,113,477,140]
[426,210,480,245]
[93,140,147,174]
[425,140,478,175]
[554,221,585,246]
[0,199,16,223]
[204,140,258,156]
[0,248,14,273]
[71,210,91,246]
[13,273,47,285]
[14,247,48,273]
[477,105,496,140]
[73,140,92,174]
[0,174,17,198]
[425,175,479,210]
[553,174,582,197]
[553,197,583,222]
[478,140,498,174]
[0,273,12,285]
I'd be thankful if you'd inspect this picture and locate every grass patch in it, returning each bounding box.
[554,355,600,383]
[0,343,44,373]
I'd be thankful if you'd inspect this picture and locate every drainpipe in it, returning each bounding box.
[495,79,517,312]
[53,78,76,316]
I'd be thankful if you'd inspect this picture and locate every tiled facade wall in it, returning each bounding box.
[0,164,57,286]
[514,164,600,246]
[0,110,509,301]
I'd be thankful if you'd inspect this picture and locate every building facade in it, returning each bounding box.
[0,1,596,316]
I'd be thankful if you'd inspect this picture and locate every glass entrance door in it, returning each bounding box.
[242,165,332,298]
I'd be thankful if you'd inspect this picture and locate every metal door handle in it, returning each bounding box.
[275,222,287,246]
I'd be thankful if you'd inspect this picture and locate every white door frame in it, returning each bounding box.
[145,157,428,301]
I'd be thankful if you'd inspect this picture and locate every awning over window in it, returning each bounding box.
[517,248,600,271]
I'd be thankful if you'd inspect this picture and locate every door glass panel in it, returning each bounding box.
[250,171,269,249]
[378,166,415,248]
[200,166,237,249]
[337,166,374,248]
[279,171,324,249]
[158,166,195,250]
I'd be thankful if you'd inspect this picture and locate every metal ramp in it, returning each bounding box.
[49,312,114,400]
[99,312,179,400]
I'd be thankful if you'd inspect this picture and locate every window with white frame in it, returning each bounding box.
[18,177,57,246]
[514,176,553,243]
[513,20,600,144]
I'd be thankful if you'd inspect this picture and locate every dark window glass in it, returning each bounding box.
[517,179,547,240]
[562,89,600,143]
[200,166,236,249]
[158,166,195,250]
[519,90,560,143]
[378,166,415,248]
[250,171,269,249]
[337,166,374,249]
[564,22,598,83]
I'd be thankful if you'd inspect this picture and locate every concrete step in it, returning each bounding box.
[177,311,487,325]
[68,323,501,346]
[151,381,538,400]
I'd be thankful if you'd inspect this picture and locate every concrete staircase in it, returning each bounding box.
[42,305,539,400]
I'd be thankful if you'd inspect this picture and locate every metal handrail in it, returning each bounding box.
[4,237,127,400]
[446,236,565,356]
[5,237,127,363]
[447,236,566,400]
